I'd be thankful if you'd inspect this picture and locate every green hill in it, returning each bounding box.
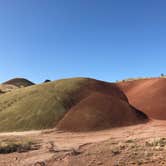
[0,78,88,131]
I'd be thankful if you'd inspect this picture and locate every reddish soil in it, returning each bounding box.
[118,78,166,120]
[68,78,128,108]
[57,92,148,131]
[1,120,166,166]
[80,79,128,101]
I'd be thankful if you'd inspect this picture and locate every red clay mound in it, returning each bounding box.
[73,78,128,103]
[59,78,129,109]
[57,93,148,132]
[118,78,166,120]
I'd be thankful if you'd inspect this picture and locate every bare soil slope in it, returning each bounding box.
[57,93,147,131]
[118,78,166,120]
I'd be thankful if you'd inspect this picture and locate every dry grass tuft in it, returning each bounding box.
[0,138,39,154]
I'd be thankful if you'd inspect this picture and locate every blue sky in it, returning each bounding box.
[0,0,166,83]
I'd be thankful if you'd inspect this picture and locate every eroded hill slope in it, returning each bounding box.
[118,78,166,120]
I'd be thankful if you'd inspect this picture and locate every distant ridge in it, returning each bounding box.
[3,78,34,87]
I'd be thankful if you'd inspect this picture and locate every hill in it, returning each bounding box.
[118,77,166,120]
[3,78,34,87]
[57,92,147,131]
[0,84,18,94]
[0,77,148,132]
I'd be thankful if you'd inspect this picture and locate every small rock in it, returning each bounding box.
[154,146,163,151]
[97,161,103,165]
[34,161,46,166]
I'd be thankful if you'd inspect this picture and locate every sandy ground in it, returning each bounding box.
[1,120,166,165]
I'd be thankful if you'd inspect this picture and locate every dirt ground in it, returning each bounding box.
[1,120,166,166]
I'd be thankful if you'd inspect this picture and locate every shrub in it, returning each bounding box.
[0,138,39,154]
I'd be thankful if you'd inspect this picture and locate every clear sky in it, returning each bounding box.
[0,0,166,83]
